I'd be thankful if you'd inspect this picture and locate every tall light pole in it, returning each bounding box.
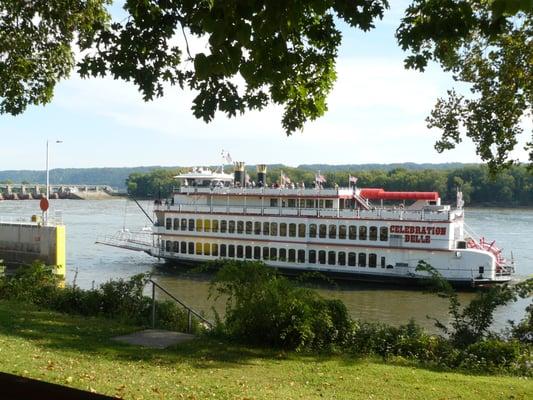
[45,139,63,223]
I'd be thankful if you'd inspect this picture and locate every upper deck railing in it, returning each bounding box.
[178,186,354,197]
[155,203,459,222]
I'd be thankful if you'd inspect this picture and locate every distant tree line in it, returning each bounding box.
[126,165,533,207]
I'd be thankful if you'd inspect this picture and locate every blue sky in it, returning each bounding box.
[0,1,530,170]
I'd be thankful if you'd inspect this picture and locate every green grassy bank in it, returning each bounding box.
[0,301,531,399]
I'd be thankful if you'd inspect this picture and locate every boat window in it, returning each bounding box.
[228,244,235,257]
[180,242,187,253]
[173,218,179,230]
[237,221,244,234]
[329,225,337,239]
[228,221,235,233]
[263,247,269,260]
[254,246,261,260]
[339,225,347,239]
[270,248,277,261]
[245,221,253,234]
[299,199,306,208]
[263,222,270,236]
[349,226,357,240]
[369,253,377,268]
[165,241,171,251]
[359,226,367,240]
[212,220,219,233]
[173,241,179,253]
[160,240,164,251]
[318,200,324,209]
[254,222,261,235]
[289,223,296,237]
[196,219,203,232]
[358,253,367,267]
[328,251,336,265]
[188,219,194,231]
[270,198,278,207]
[369,226,377,241]
[325,200,333,209]
[194,243,201,255]
[288,249,296,262]
[204,219,211,232]
[306,199,314,208]
[165,218,172,230]
[319,224,327,238]
[280,223,287,237]
[181,218,187,231]
[203,243,210,255]
[245,246,252,259]
[381,256,386,268]
[220,244,227,257]
[309,250,316,263]
[270,222,278,236]
[298,224,306,238]
[348,252,356,266]
[309,224,317,238]
[380,227,388,241]
[279,248,287,261]
[338,251,346,266]
[318,250,326,264]
[237,245,244,258]
[188,242,194,254]
[220,220,227,233]
[288,199,296,208]
[298,250,305,263]
[212,243,218,256]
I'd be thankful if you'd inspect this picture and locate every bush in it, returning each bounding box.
[461,339,527,373]
[210,261,353,351]
[0,263,200,333]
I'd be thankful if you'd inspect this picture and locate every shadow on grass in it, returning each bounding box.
[0,300,349,371]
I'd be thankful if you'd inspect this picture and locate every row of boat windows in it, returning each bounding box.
[161,240,392,268]
[164,217,389,241]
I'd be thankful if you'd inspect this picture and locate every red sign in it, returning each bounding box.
[40,197,49,212]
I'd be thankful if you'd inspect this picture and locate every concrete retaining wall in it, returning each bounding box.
[0,222,66,276]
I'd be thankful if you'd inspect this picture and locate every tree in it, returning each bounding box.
[1,1,531,173]
[397,1,532,173]
[1,0,388,134]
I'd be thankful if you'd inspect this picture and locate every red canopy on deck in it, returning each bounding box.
[359,188,439,201]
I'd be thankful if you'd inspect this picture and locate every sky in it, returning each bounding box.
[0,1,530,170]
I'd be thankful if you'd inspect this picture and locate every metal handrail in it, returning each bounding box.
[149,279,213,333]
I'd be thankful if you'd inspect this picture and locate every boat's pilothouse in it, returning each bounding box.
[103,160,515,287]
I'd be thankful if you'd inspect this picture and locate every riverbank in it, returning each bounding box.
[0,300,531,400]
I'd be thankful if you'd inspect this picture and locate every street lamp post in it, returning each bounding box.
[45,139,63,223]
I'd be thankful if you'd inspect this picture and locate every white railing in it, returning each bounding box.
[155,203,457,222]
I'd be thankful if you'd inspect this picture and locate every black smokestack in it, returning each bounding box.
[233,162,245,187]
[256,164,267,187]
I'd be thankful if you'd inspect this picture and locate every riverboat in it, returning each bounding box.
[100,162,515,287]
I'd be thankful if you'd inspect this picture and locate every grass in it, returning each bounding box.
[0,300,531,400]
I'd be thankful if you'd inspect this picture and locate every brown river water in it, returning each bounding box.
[1,199,531,332]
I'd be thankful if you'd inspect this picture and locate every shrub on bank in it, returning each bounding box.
[0,262,200,333]
[210,261,532,375]
[209,260,353,351]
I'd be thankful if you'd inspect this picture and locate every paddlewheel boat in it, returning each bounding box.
[100,162,515,287]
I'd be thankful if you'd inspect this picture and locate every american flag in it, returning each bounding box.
[315,173,326,183]
[349,175,358,185]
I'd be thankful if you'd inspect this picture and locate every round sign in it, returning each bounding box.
[40,197,49,212]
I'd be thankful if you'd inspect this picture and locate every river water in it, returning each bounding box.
[1,199,531,331]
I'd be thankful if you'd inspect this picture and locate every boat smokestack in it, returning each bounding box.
[256,164,267,187]
[233,162,245,187]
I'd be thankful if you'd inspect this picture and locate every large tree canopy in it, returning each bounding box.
[0,1,531,172]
